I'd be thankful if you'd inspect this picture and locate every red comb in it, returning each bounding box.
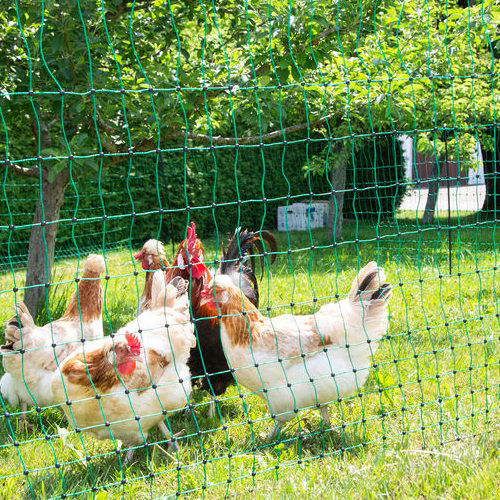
[187,222,197,253]
[125,332,141,355]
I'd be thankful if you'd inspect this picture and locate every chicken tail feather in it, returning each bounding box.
[348,261,392,305]
[221,228,277,278]
[4,302,35,345]
[220,228,259,274]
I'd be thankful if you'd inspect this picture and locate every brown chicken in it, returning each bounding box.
[134,239,170,313]
[51,274,195,464]
[1,254,106,427]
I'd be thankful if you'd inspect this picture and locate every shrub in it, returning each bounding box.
[343,134,406,220]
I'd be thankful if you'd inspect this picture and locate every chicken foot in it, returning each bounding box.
[183,399,216,419]
[18,403,34,433]
[263,406,330,442]
[158,422,186,452]
[122,425,185,466]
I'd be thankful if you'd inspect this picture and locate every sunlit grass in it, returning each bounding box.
[0,222,498,498]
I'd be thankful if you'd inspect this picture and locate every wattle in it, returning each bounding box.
[118,360,136,375]
[141,260,149,270]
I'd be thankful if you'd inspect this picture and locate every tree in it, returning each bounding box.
[0,0,378,314]
[305,0,497,227]
[0,0,497,315]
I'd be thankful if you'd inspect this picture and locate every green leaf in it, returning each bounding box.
[48,161,67,184]
[70,133,89,150]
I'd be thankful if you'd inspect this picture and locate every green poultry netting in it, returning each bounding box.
[0,0,498,497]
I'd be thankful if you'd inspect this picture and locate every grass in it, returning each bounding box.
[0,219,498,498]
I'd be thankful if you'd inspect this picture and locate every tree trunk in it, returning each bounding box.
[24,171,69,318]
[327,162,347,241]
[480,140,499,219]
[422,160,440,225]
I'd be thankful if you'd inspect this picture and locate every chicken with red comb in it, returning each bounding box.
[134,224,209,314]
[176,222,208,280]
[51,272,195,464]
[134,225,278,419]
[118,333,142,375]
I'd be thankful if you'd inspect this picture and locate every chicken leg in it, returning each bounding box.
[207,400,216,419]
[158,422,186,452]
[320,406,331,428]
[264,421,282,441]
[19,403,34,432]
[123,448,136,466]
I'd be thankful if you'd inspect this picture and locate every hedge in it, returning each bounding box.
[0,136,406,267]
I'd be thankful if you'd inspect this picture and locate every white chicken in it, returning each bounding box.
[1,254,106,424]
[199,261,392,439]
[51,272,195,463]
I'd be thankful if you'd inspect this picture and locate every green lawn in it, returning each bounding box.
[0,220,498,498]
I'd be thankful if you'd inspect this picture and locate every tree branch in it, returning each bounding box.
[8,163,41,179]
[130,114,332,153]
[178,114,332,145]
[311,27,336,46]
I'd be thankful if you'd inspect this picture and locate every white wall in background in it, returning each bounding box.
[400,135,413,180]
[468,142,485,185]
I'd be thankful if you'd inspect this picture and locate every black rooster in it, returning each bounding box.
[189,228,277,415]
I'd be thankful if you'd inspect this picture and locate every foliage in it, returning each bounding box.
[1,0,497,172]
[305,134,406,220]
[343,134,405,219]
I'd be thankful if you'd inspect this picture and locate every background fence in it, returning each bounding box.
[0,0,498,497]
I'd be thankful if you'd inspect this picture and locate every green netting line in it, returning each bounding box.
[0,0,498,498]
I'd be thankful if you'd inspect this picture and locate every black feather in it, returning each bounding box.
[356,271,378,296]
[371,283,392,300]
[220,228,262,307]
[187,316,234,397]
[220,228,258,274]
[187,227,278,399]
[7,319,20,329]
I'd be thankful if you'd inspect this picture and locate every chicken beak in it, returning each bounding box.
[134,250,150,270]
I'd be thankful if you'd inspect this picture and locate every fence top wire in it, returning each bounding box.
[0,0,498,497]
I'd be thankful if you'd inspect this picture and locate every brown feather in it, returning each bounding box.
[62,346,155,394]
[215,288,267,347]
[62,347,119,393]
[62,269,103,322]
[140,254,169,310]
